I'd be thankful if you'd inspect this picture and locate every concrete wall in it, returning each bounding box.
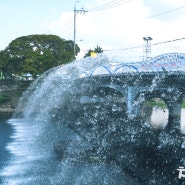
[0,81,31,119]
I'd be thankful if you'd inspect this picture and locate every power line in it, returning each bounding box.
[83,37,185,52]
[87,0,133,12]
[61,12,88,38]
[93,4,185,31]
[147,5,185,19]
[88,0,122,11]
[60,15,74,36]
[153,37,185,46]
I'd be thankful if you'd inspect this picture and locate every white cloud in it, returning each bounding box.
[48,0,185,59]
[49,12,73,38]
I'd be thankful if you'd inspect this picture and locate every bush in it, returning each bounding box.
[0,95,10,105]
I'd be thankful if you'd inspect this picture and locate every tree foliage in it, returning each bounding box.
[0,34,80,77]
[84,45,103,58]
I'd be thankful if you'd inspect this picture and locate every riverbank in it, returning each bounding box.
[0,80,31,119]
[0,107,15,119]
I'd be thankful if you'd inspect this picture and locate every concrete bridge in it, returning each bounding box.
[57,53,185,183]
[73,53,185,133]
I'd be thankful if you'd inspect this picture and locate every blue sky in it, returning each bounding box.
[1,0,185,60]
[0,0,69,47]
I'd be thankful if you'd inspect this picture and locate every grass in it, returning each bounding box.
[145,99,185,108]
[145,100,167,109]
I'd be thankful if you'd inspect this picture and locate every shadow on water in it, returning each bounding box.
[0,119,14,183]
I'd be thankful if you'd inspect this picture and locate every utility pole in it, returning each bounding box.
[74,1,88,57]
[143,37,152,61]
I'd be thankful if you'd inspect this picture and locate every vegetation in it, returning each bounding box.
[84,45,103,58]
[145,99,167,109]
[145,99,185,108]
[0,34,80,78]
[0,95,10,105]
[182,101,185,108]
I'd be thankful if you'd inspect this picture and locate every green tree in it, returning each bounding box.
[94,45,103,53]
[0,34,80,77]
[84,45,103,58]
[84,49,93,58]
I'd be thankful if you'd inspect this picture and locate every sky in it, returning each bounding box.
[1,0,185,61]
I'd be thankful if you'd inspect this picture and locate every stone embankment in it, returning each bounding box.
[0,80,31,119]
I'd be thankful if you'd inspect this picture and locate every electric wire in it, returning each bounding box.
[87,0,124,12]
[60,10,86,37]
[61,19,73,36]
[153,37,185,46]
[61,15,74,30]
[81,37,185,52]
[87,0,133,12]
[94,4,185,31]
[102,37,185,52]
[62,1,185,51]
[61,12,86,39]
[147,5,185,20]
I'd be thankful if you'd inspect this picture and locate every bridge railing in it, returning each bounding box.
[79,53,185,78]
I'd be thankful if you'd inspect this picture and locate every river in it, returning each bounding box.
[0,120,13,184]
[0,108,184,184]
[0,118,141,185]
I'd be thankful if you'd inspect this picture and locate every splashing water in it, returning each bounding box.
[1,53,185,184]
[0,55,142,185]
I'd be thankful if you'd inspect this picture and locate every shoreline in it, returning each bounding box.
[0,119,14,180]
[0,109,15,120]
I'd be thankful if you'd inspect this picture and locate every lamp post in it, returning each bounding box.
[74,1,79,57]
[73,1,87,57]
[143,37,152,61]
